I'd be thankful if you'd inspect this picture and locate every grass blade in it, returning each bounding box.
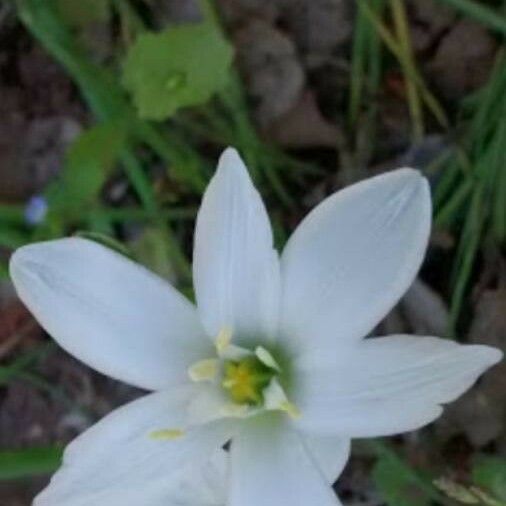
[0,447,62,480]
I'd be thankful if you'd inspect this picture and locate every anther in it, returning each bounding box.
[149,429,185,440]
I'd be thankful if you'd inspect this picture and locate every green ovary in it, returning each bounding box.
[222,357,275,405]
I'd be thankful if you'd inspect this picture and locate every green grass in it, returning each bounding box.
[433,50,506,334]
[0,447,62,480]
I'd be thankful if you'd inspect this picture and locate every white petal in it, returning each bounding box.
[280,169,431,354]
[153,450,228,506]
[34,388,235,506]
[193,148,281,346]
[10,238,212,390]
[304,435,351,484]
[294,335,502,437]
[229,414,342,506]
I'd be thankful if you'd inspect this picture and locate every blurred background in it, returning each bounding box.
[0,0,505,504]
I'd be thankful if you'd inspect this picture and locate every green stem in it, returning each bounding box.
[389,0,424,141]
[358,0,448,128]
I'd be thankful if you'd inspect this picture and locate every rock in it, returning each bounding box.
[262,90,341,147]
[148,0,203,26]
[436,289,506,447]
[283,0,352,66]
[234,19,305,126]
[428,19,497,101]
[407,0,456,53]
[217,0,281,24]
[22,116,81,194]
[0,112,80,202]
[402,278,449,336]
[0,92,28,201]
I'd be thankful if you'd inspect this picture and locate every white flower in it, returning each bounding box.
[10,148,502,506]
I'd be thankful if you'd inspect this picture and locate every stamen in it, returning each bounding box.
[215,326,233,355]
[279,401,301,419]
[188,359,219,382]
[263,378,301,419]
[149,428,185,440]
[255,346,281,372]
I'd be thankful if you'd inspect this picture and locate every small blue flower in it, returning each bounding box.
[24,195,48,225]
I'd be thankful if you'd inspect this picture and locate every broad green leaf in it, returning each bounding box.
[46,120,126,221]
[122,23,233,120]
[373,451,433,506]
[473,456,506,501]
[0,447,62,480]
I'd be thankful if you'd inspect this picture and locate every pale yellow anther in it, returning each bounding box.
[188,359,219,382]
[215,326,233,355]
[263,378,301,419]
[149,429,185,440]
[255,346,281,372]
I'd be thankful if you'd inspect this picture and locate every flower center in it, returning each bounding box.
[222,357,274,405]
[187,328,300,420]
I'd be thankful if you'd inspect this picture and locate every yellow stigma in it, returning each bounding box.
[223,361,261,404]
[222,358,273,405]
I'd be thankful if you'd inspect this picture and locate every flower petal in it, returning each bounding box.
[10,238,212,390]
[34,388,235,506]
[304,435,351,484]
[280,169,431,354]
[161,449,228,506]
[228,413,342,506]
[294,335,502,437]
[193,148,280,346]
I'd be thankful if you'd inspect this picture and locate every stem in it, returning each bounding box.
[389,0,424,141]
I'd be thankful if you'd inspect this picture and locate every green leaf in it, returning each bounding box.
[46,120,126,221]
[473,456,506,501]
[0,446,62,480]
[122,23,233,120]
[373,451,433,506]
[0,262,8,279]
[0,226,29,249]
